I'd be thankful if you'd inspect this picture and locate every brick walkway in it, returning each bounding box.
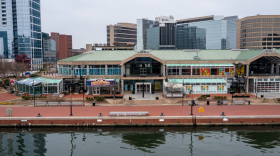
[0,93,20,102]
[1,105,280,117]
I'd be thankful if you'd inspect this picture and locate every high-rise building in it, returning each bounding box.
[50,32,72,60]
[0,0,42,68]
[136,18,156,50]
[237,15,280,49]
[176,15,238,50]
[146,16,176,50]
[107,23,137,47]
[42,32,56,63]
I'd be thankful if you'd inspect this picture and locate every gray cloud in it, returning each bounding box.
[41,0,280,49]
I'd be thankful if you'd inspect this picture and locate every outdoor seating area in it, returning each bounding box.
[36,102,84,107]
[109,111,149,116]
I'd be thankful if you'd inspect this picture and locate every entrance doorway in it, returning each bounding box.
[135,82,151,93]
[89,87,100,95]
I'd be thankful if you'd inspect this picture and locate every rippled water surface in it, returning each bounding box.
[1,127,280,156]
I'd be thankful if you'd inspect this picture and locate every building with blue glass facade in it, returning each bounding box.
[146,16,176,50]
[176,15,238,50]
[42,32,56,64]
[0,0,42,69]
[136,18,157,50]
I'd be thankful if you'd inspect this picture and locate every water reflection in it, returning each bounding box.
[122,132,166,153]
[0,127,279,156]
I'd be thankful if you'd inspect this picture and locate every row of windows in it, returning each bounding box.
[115,38,137,43]
[31,17,41,25]
[114,34,136,39]
[31,2,40,11]
[114,29,137,35]
[32,32,41,39]
[241,18,280,24]
[31,24,41,32]
[242,28,280,33]
[30,9,40,18]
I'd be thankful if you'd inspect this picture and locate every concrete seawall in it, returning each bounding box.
[1,116,280,127]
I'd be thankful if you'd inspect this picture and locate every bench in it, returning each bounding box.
[109,111,149,116]
[217,101,228,105]
[60,102,70,106]
[188,101,199,105]
[233,100,244,105]
[36,102,47,106]
[72,102,84,106]
[48,102,59,106]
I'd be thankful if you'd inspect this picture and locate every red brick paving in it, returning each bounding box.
[0,105,280,117]
[0,93,20,102]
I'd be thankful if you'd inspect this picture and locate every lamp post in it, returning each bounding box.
[33,80,35,107]
[182,79,184,106]
[190,84,194,115]
[113,87,115,100]
[70,85,73,116]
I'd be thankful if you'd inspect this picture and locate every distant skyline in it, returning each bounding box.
[42,0,280,49]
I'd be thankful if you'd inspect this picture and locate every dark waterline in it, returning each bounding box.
[0,126,280,156]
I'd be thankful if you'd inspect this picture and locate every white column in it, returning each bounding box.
[87,65,89,76]
[162,65,166,77]
[121,65,125,76]
[271,64,274,74]
[276,63,280,74]
[121,80,124,94]
[246,65,249,76]
[135,83,137,93]
[84,78,87,90]
[150,83,151,93]
[246,78,249,93]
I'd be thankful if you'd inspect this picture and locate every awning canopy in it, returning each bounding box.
[17,77,62,86]
[166,63,234,67]
[164,82,183,88]
[168,79,227,84]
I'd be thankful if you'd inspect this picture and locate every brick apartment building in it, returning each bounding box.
[50,32,73,60]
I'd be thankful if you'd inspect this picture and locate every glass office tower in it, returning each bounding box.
[176,16,238,49]
[0,0,42,68]
[136,19,156,50]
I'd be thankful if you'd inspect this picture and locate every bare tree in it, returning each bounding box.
[0,55,10,85]
[10,62,28,81]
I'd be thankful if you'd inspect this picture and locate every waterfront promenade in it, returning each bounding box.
[0,105,280,117]
[1,105,280,126]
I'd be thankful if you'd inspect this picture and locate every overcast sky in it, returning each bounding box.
[41,0,280,49]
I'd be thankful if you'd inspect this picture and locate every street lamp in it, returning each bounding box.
[32,80,35,107]
[182,79,184,106]
[70,85,73,116]
[112,87,115,100]
[190,84,194,115]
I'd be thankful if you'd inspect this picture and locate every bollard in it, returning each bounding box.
[248,100,251,105]
[207,101,209,105]
[160,113,164,116]
[221,112,226,116]
[36,113,42,117]
[98,113,103,117]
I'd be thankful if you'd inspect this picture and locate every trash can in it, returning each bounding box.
[207,101,209,105]
[248,100,250,105]
[129,96,132,100]
[261,95,264,98]
[92,101,95,106]
[156,96,159,100]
